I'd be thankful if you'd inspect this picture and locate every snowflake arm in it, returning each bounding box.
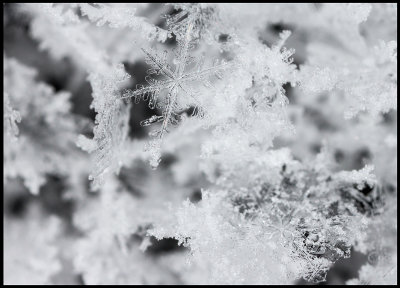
[142,48,175,79]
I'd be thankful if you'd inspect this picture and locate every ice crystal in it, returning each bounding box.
[121,21,231,168]
[165,3,217,43]
[77,66,131,190]
[150,150,376,283]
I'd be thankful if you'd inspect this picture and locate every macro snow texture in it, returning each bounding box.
[3,3,397,285]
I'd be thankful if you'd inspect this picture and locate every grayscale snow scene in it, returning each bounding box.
[3,3,397,285]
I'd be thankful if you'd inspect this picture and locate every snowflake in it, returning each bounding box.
[121,21,232,168]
